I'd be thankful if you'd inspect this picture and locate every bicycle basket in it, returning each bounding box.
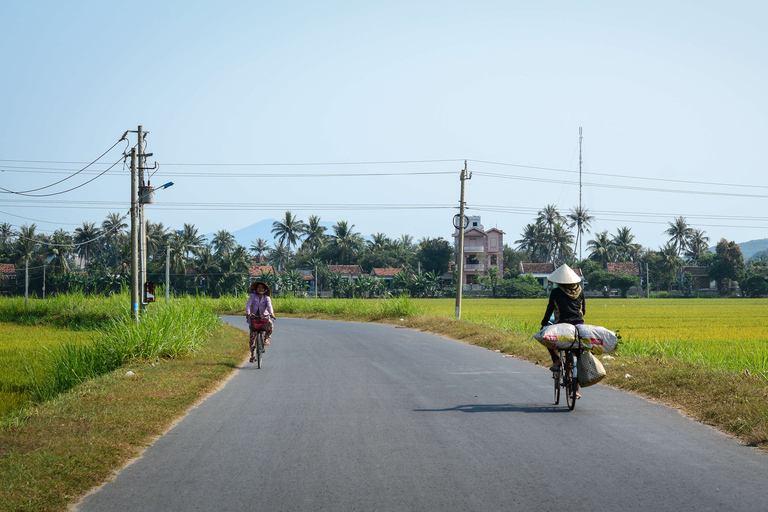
[250,318,270,331]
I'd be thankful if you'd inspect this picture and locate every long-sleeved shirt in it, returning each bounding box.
[541,284,585,327]
[246,293,274,317]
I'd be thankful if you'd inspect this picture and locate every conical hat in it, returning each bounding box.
[547,264,581,284]
[249,280,271,296]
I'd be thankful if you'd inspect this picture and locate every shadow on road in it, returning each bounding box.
[414,403,570,414]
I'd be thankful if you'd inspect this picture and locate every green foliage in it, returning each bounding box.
[496,274,544,298]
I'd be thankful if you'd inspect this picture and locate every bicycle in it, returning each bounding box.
[248,315,272,369]
[552,343,582,410]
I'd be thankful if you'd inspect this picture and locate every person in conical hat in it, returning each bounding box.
[541,264,586,396]
[245,280,275,362]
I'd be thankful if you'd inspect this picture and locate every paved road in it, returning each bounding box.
[77,317,768,511]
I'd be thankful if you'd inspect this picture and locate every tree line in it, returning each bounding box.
[2,205,766,299]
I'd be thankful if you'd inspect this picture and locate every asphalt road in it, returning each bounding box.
[76,317,768,511]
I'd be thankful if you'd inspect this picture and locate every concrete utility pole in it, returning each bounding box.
[166,245,170,302]
[455,160,470,318]
[130,147,139,322]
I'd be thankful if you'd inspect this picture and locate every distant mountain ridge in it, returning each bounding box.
[734,239,768,260]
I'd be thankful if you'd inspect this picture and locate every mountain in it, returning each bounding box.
[211,219,335,251]
[735,239,768,260]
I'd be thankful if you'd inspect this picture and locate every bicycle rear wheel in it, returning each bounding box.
[257,332,264,369]
[564,353,576,410]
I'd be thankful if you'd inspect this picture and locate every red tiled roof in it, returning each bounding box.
[328,265,364,275]
[371,268,403,277]
[520,263,555,274]
[606,262,641,275]
[250,264,276,276]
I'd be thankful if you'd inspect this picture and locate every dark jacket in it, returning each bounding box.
[541,284,585,327]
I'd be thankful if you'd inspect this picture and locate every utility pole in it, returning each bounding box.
[138,125,147,309]
[166,245,170,302]
[578,127,583,260]
[130,147,139,322]
[455,160,471,318]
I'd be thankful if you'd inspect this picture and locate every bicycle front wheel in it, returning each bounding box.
[564,354,576,411]
[257,332,264,369]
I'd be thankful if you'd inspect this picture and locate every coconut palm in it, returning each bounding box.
[537,204,565,262]
[302,215,327,255]
[587,230,614,264]
[179,223,206,259]
[13,224,41,266]
[271,211,306,255]
[48,229,73,274]
[102,212,128,268]
[73,221,103,268]
[250,238,271,261]
[145,221,169,260]
[212,229,236,257]
[611,226,641,262]
[684,229,710,265]
[331,220,364,265]
[192,243,221,292]
[269,242,291,271]
[665,216,693,257]
[516,223,548,263]
[567,206,594,260]
[550,223,574,265]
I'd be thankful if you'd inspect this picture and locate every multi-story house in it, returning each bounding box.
[452,216,504,286]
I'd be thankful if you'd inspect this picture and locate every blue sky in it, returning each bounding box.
[2,1,766,255]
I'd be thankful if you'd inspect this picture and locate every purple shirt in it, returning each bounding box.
[246,293,274,317]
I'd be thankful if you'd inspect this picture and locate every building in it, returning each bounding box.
[370,268,403,287]
[327,265,365,280]
[519,262,584,290]
[452,216,504,286]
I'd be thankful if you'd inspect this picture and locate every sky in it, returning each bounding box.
[2,0,767,257]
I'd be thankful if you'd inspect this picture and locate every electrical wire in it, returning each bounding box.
[0,136,127,195]
[0,156,126,197]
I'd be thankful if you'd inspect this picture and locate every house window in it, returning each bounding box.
[490,254,498,265]
[472,221,478,227]
[467,275,478,285]
[466,255,478,265]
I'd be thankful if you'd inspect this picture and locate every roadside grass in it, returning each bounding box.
[0,324,246,512]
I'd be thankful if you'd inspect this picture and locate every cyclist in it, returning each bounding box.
[541,264,585,396]
[246,280,275,363]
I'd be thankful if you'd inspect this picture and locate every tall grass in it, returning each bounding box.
[0,291,126,330]
[27,297,221,402]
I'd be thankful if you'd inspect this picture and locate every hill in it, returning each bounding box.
[209,219,335,251]
[736,239,768,260]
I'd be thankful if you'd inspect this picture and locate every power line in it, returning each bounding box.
[0,155,125,197]
[0,136,128,195]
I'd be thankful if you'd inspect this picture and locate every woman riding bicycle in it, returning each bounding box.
[246,280,275,363]
[541,264,586,396]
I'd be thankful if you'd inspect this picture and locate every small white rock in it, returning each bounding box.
[624,373,632,379]
[126,371,135,376]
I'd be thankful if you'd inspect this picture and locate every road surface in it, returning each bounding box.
[77,317,768,511]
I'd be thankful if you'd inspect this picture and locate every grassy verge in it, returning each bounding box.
[0,324,246,512]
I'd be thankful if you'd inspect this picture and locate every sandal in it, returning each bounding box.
[264,339,270,346]
[249,356,255,363]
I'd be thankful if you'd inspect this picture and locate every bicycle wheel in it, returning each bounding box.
[553,367,561,405]
[257,332,264,369]
[564,353,576,410]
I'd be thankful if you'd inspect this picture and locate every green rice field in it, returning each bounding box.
[414,298,768,374]
[0,323,94,416]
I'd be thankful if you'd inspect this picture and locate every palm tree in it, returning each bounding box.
[302,215,327,255]
[516,223,548,262]
[684,229,710,265]
[665,216,693,258]
[331,220,363,265]
[611,226,641,262]
[212,229,236,257]
[551,223,574,265]
[13,224,41,266]
[179,223,206,259]
[269,242,291,271]
[271,211,306,255]
[192,243,221,293]
[145,221,169,260]
[567,206,594,260]
[537,204,565,262]
[587,230,614,264]
[250,238,271,261]
[102,212,128,269]
[73,221,103,268]
[48,229,73,274]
